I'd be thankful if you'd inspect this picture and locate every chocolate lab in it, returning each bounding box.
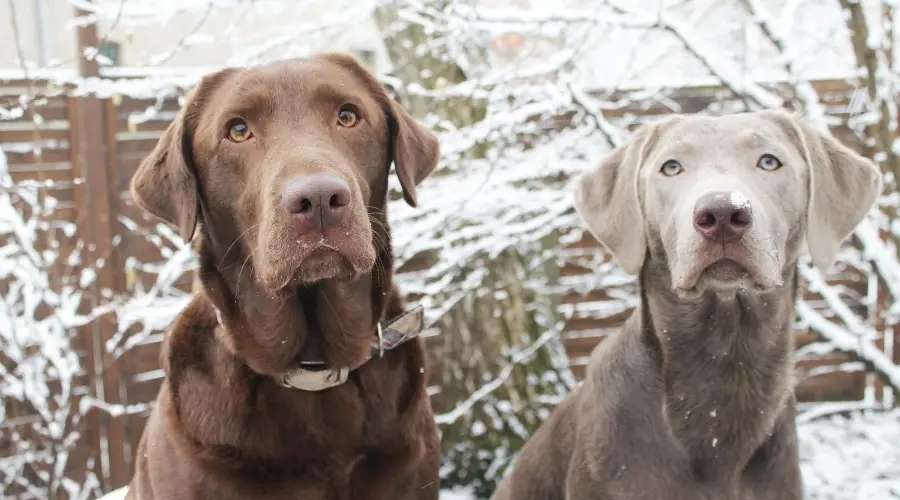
[492,109,882,500]
[125,53,442,500]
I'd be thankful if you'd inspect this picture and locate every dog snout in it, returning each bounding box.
[692,191,752,243]
[281,173,352,229]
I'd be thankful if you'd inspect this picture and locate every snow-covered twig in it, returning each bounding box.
[0,136,195,498]
[797,300,900,394]
[796,400,885,424]
[740,0,827,127]
[435,319,566,426]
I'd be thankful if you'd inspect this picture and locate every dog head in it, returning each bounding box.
[574,109,882,297]
[130,54,439,293]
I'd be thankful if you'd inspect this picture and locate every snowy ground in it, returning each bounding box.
[98,409,899,500]
[798,409,900,499]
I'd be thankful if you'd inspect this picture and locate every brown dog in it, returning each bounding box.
[492,110,882,500]
[125,53,441,500]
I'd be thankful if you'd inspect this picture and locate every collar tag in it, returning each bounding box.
[373,304,425,357]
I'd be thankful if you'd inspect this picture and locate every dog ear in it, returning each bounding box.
[572,121,666,275]
[389,101,440,207]
[130,103,198,242]
[764,109,883,270]
[130,70,235,242]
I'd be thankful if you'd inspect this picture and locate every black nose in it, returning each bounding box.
[693,191,752,243]
[281,173,351,229]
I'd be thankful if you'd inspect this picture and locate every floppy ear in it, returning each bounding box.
[572,121,666,275]
[130,104,198,241]
[764,109,883,270]
[130,70,234,241]
[389,101,440,207]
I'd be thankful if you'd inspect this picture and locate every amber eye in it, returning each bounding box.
[757,153,783,171]
[337,105,359,128]
[227,119,252,142]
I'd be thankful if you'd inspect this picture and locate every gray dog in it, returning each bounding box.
[492,109,882,500]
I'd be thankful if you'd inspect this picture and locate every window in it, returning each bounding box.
[97,40,121,66]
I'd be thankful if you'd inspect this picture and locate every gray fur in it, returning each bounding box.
[492,109,883,500]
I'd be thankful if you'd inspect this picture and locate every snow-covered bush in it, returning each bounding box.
[1,0,898,498]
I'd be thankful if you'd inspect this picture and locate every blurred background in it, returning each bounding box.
[0,0,898,498]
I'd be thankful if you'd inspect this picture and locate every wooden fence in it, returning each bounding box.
[0,76,897,497]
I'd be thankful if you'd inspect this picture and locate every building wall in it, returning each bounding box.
[0,0,75,68]
[0,0,895,89]
[0,0,388,73]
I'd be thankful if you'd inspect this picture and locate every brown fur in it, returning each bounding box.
[125,53,442,500]
[492,110,883,500]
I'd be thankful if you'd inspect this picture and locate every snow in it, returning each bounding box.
[439,488,479,500]
[0,1,865,93]
[98,487,127,500]
[4,0,900,498]
[799,409,900,499]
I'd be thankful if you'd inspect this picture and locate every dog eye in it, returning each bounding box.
[757,154,783,171]
[227,119,252,143]
[660,159,684,176]
[337,105,359,128]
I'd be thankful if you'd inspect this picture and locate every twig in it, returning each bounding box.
[435,321,567,426]
[796,400,885,424]
[740,0,827,126]
[797,299,900,394]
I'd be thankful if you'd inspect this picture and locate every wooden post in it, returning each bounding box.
[70,4,129,491]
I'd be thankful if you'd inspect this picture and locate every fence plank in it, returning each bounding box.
[66,94,107,494]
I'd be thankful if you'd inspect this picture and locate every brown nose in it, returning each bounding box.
[282,173,351,229]
[693,191,752,243]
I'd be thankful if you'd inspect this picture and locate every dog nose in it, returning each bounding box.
[693,191,752,243]
[282,173,351,229]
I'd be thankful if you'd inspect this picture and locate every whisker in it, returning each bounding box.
[320,291,348,344]
[236,251,254,296]
[365,204,387,216]
[368,227,391,257]
[367,215,390,240]
[218,223,261,267]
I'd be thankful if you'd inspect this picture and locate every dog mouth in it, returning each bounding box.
[290,241,361,284]
[258,202,379,291]
[702,259,749,282]
[260,237,375,291]
[673,247,780,298]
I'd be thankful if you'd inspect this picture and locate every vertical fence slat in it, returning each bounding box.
[66,92,106,493]
[72,6,129,490]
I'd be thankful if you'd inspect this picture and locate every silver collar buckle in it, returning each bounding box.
[278,362,350,392]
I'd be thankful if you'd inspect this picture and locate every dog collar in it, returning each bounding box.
[275,305,426,392]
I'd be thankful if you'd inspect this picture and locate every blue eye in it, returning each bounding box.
[757,154,783,171]
[660,159,684,176]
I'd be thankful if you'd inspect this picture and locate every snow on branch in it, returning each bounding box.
[3,1,899,497]
[740,0,827,126]
[379,0,900,422]
[798,265,900,393]
[0,141,195,498]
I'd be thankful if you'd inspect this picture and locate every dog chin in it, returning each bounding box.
[294,249,357,284]
[672,259,781,299]
[262,245,376,291]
